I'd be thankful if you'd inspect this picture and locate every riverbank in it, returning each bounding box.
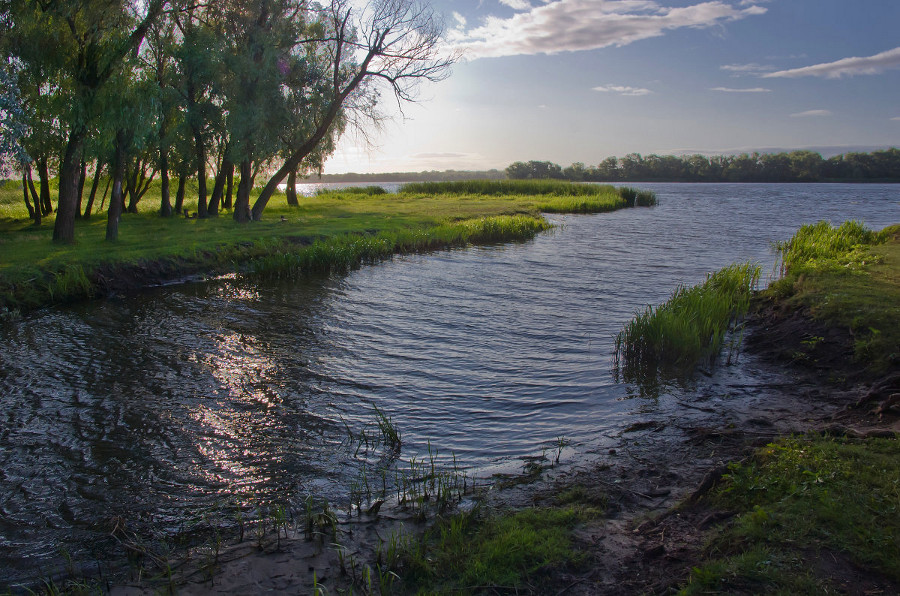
[0,181,644,314]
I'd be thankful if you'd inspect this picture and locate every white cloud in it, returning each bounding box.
[709,86,771,92]
[720,62,775,74]
[765,47,900,79]
[593,84,652,96]
[449,0,768,59]
[790,109,832,118]
[498,0,533,10]
[891,117,900,122]
[452,11,466,28]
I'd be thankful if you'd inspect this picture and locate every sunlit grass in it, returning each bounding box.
[614,262,761,383]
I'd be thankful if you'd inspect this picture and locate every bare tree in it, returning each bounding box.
[249,0,456,220]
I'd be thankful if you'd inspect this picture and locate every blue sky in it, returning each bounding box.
[323,0,900,173]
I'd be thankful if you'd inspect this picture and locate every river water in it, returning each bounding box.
[0,183,898,582]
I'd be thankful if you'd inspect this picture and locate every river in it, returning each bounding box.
[0,183,897,583]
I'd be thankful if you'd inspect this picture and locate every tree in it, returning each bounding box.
[250,0,456,220]
[1,0,169,243]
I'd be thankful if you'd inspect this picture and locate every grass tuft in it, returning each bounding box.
[614,262,761,383]
[401,506,586,593]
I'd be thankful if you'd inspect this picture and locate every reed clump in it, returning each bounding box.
[617,186,658,207]
[614,262,761,382]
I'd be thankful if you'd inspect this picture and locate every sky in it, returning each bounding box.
[322,0,900,174]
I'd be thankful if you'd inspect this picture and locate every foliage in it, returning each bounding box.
[507,148,900,183]
[681,435,900,594]
[0,64,29,176]
[614,262,761,384]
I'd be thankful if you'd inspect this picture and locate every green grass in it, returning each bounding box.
[765,221,900,374]
[0,179,651,313]
[680,435,900,594]
[614,262,761,383]
[400,506,588,593]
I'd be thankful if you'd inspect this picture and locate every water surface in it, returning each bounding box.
[0,183,897,581]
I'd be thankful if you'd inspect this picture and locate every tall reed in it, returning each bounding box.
[614,262,761,382]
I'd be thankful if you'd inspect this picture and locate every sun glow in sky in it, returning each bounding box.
[323,0,900,174]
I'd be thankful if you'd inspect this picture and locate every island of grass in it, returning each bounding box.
[0,180,656,314]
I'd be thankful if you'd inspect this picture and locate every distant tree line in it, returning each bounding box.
[0,0,453,243]
[314,169,506,183]
[506,149,900,183]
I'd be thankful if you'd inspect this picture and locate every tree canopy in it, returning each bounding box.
[0,0,455,241]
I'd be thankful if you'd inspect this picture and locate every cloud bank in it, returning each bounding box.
[710,86,770,92]
[790,109,832,118]
[593,84,653,96]
[449,0,767,59]
[765,47,900,78]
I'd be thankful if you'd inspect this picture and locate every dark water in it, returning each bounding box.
[0,183,898,581]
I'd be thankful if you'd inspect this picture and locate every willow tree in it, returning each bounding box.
[250,0,456,220]
[1,0,169,243]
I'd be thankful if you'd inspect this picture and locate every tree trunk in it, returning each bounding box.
[76,158,87,219]
[286,169,299,206]
[99,176,111,212]
[22,171,35,220]
[24,164,41,226]
[124,162,138,213]
[84,161,104,220]
[174,174,186,214]
[53,127,86,243]
[251,96,345,220]
[159,152,172,217]
[208,157,231,217]
[224,164,234,209]
[37,157,52,217]
[194,130,208,218]
[233,159,254,223]
[106,131,127,241]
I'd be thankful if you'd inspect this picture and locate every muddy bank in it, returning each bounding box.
[551,304,900,595]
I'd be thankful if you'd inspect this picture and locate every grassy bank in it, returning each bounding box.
[677,220,900,593]
[764,220,900,375]
[0,180,654,313]
[682,434,900,594]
